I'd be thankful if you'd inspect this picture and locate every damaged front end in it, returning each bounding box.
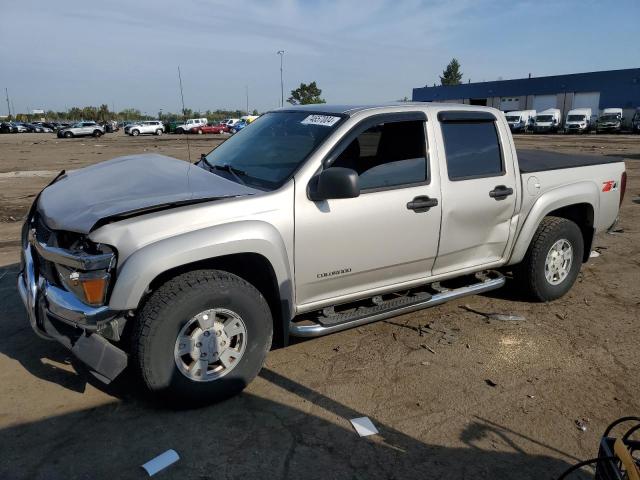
[18,210,128,383]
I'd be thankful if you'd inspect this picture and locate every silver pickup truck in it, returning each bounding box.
[18,103,627,406]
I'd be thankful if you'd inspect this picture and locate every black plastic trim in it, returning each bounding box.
[438,110,497,122]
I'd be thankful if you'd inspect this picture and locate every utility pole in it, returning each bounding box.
[245,85,249,115]
[5,88,11,118]
[277,50,284,107]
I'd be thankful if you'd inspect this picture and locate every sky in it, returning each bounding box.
[1,0,639,115]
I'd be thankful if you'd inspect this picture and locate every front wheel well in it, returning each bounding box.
[143,253,286,347]
[545,203,594,262]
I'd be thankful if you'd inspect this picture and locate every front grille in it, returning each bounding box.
[31,213,62,287]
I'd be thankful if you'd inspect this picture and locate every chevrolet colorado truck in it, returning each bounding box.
[19,103,627,406]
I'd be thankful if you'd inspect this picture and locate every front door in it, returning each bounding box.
[294,113,442,309]
[432,111,518,275]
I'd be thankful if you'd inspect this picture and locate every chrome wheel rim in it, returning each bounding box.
[544,239,573,285]
[174,308,247,382]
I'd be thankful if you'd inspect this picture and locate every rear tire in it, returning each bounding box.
[132,129,140,136]
[64,131,73,138]
[131,270,273,407]
[514,216,584,302]
[176,128,184,134]
[93,130,103,137]
[156,129,163,136]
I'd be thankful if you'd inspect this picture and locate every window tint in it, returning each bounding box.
[331,120,427,190]
[441,122,503,180]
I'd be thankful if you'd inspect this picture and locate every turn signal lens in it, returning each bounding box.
[81,277,108,305]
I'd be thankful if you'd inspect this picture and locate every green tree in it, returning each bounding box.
[98,104,110,122]
[287,81,326,105]
[252,109,259,116]
[440,58,463,86]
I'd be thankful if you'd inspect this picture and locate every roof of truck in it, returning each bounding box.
[274,102,493,116]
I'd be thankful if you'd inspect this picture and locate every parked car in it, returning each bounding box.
[564,108,594,133]
[596,108,623,134]
[174,118,207,134]
[188,123,229,134]
[504,110,536,133]
[229,120,247,134]
[126,121,165,136]
[223,118,241,128]
[19,103,627,406]
[0,122,13,133]
[11,122,28,133]
[533,109,562,133]
[632,108,640,134]
[57,122,105,138]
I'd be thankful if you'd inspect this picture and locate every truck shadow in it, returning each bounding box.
[0,263,586,479]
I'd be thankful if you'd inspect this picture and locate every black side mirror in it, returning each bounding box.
[309,167,360,201]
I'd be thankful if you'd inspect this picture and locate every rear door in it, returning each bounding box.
[432,110,518,275]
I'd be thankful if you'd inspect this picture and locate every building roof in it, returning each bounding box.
[413,68,640,108]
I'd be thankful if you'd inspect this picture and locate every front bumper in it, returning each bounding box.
[18,227,128,383]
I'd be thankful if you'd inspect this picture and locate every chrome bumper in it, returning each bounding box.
[18,228,127,383]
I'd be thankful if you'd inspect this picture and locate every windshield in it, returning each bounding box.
[203,111,343,190]
[567,115,585,122]
[505,115,520,122]
[536,115,553,122]
[600,114,619,122]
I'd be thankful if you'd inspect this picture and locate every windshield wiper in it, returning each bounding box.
[211,163,248,186]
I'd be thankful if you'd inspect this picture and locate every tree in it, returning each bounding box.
[440,58,463,86]
[287,81,326,105]
[252,109,259,116]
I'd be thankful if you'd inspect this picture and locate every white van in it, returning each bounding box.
[564,108,593,134]
[596,108,623,134]
[504,110,536,133]
[533,108,562,133]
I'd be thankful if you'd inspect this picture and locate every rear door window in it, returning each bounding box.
[440,122,503,180]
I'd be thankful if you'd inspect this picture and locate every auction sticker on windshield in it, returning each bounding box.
[301,115,341,127]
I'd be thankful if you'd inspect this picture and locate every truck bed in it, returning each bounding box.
[517,149,622,174]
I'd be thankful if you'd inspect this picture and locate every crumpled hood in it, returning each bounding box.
[38,153,261,233]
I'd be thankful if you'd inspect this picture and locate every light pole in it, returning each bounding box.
[277,50,284,107]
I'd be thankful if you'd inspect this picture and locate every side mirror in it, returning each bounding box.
[309,167,360,201]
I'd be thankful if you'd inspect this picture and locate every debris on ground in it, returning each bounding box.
[461,305,526,322]
[350,417,379,437]
[485,379,498,387]
[590,250,600,258]
[527,395,535,399]
[419,344,436,354]
[420,361,430,366]
[607,228,624,235]
[141,449,180,476]
[575,418,589,432]
[333,346,340,352]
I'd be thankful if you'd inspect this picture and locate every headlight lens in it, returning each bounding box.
[58,266,111,306]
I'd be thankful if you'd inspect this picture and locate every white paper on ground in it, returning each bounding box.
[590,250,600,258]
[350,417,379,437]
[141,449,180,476]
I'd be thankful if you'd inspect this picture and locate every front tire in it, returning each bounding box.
[156,129,163,136]
[514,216,584,302]
[64,131,73,138]
[131,129,140,136]
[93,130,103,137]
[132,270,273,407]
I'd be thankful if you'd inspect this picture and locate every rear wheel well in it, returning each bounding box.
[545,203,594,262]
[143,253,286,347]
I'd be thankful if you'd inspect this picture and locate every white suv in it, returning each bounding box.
[175,118,207,134]
[126,121,165,136]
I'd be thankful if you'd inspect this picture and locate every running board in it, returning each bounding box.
[289,272,505,338]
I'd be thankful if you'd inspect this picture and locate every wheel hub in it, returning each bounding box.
[174,308,247,382]
[544,239,573,285]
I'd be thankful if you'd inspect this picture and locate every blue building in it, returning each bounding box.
[412,68,640,122]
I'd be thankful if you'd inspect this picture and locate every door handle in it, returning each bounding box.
[407,196,438,213]
[489,185,514,200]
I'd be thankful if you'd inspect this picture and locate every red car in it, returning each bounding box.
[188,123,229,134]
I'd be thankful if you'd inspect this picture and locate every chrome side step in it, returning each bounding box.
[289,273,505,338]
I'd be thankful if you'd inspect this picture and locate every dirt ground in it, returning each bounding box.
[0,131,638,479]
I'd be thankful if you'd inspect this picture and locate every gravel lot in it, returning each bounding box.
[0,132,638,479]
